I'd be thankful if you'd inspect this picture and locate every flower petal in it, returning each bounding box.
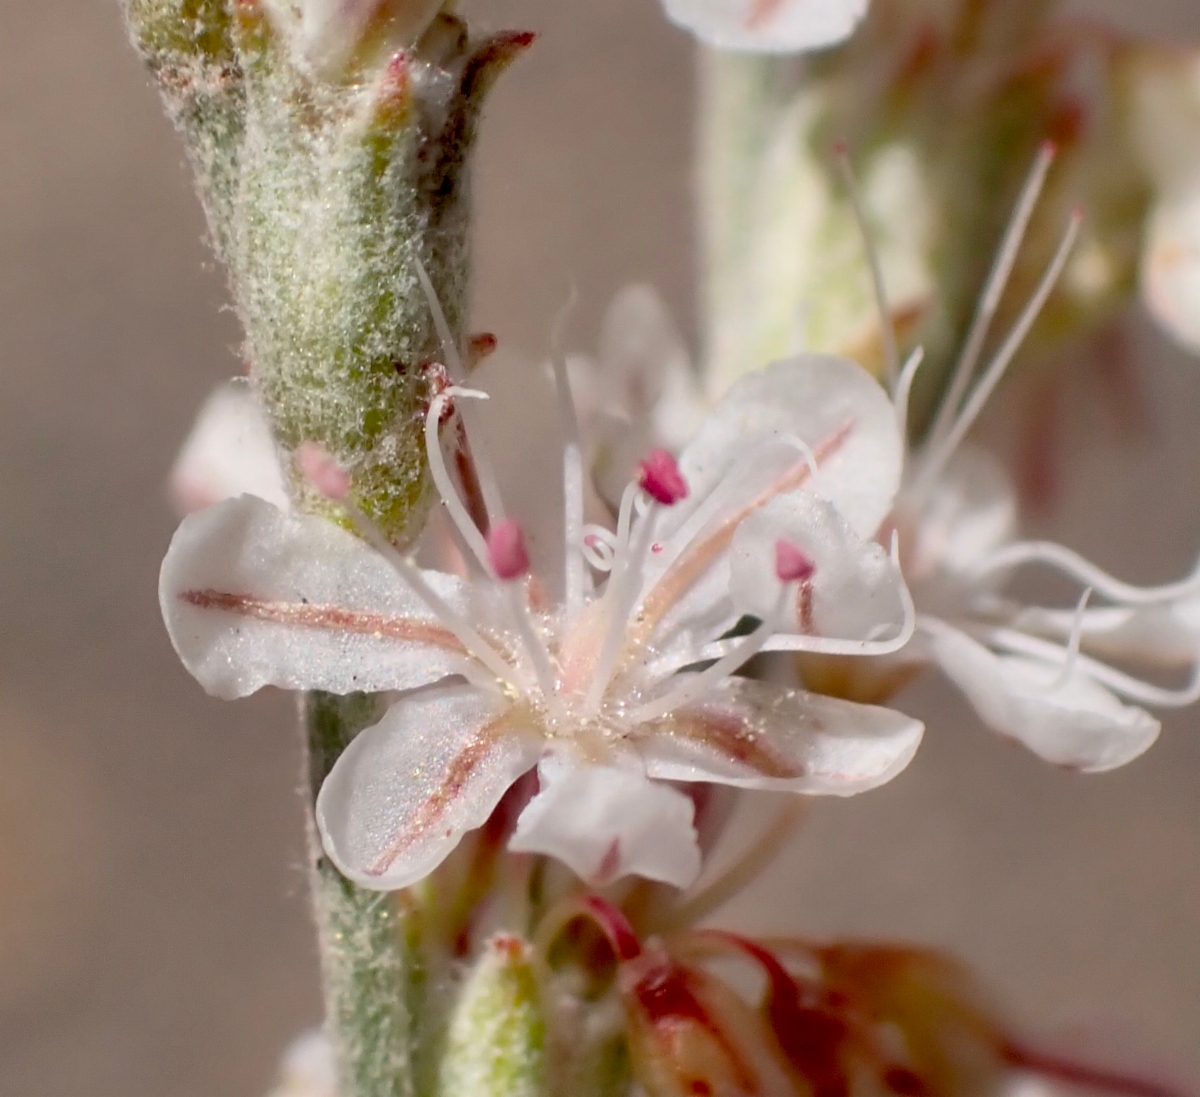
[160,495,471,699]
[316,685,541,891]
[728,493,909,648]
[632,356,902,651]
[640,676,923,795]
[923,622,1160,772]
[1016,601,1200,669]
[669,354,901,543]
[508,755,702,889]
[660,0,869,54]
[169,381,289,514]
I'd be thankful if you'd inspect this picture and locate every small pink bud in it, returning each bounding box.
[297,442,351,501]
[487,519,530,581]
[638,449,689,506]
[775,539,816,583]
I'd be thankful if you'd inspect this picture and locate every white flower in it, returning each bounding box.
[169,381,289,515]
[1131,50,1200,354]
[160,333,921,892]
[660,0,869,54]
[877,150,1200,772]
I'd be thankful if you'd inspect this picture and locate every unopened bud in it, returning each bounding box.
[435,934,546,1097]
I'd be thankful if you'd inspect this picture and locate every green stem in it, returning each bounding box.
[123,6,533,1092]
[307,693,421,1097]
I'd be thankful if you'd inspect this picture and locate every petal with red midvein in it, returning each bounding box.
[161,494,474,699]
[631,355,901,653]
[639,677,922,795]
[317,684,543,891]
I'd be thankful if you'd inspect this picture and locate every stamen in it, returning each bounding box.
[928,141,1057,447]
[654,436,821,580]
[415,259,506,523]
[836,143,900,386]
[487,519,530,582]
[979,625,1200,708]
[627,596,787,725]
[296,442,351,501]
[913,209,1082,500]
[504,583,560,703]
[415,257,466,382]
[582,526,618,572]
[1047,587,1092,691]
[686,533,916,662]
[548,333,587,619]
[638,449,690,506]
[484,519,559,699]
[892,345,926,442]
[775,539,816,583]
[425,388,495,576]
[971,540,1200,606]
[581,506,661,715]
[616,481,644,550]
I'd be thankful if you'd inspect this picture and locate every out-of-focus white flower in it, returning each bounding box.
[169,381,290,515]
[1130,51,1200,354]
[266,1031,338,1097]
[160,328,921,892]
[263,0,444,77]
[876,153,1200,772]
[661,0,869,54]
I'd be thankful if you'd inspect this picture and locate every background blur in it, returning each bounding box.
[1,0,1198,1093]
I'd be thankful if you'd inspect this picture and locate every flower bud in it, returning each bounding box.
[621,947,794,1097]
[436,934,547,1097]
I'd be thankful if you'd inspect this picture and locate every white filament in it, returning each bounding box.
[648,438,822,591]
[415,258,505,524]
[982,626,1200,708]
[506,584,560,703]
[425,389,494,577]
[583,505,661,716]
[549,355,588,619]
[1047,587,1092,692]
[837,148,900,386]
[913,211,1081,500]
[971,541,1200,606]
[628,604,784,725]
[927,143,1057,448]
[892,346,926,442]
[582,525,619,572]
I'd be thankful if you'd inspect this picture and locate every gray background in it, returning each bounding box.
[0,0,1197,1093]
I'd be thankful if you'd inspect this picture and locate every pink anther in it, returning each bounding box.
[487,519,531,581]
[775,539,816,583]
[638,449,689,506]
[296,442,352,501]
